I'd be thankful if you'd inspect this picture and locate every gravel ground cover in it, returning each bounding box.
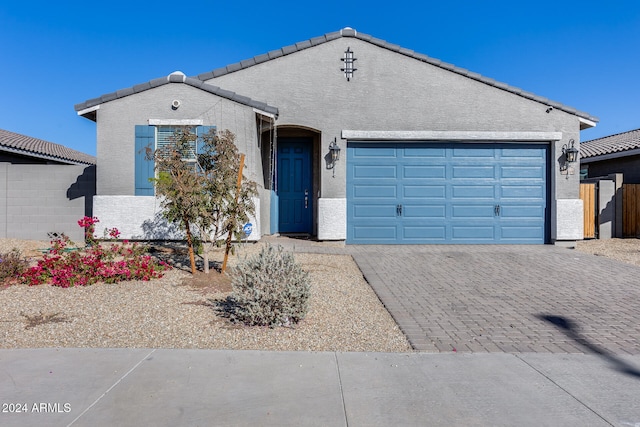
[2,237,638,352]
[0,239,411,352]
[574,238,640,267]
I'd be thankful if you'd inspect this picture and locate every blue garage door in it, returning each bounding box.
[347,142,548,244]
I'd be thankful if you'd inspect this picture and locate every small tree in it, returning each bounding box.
[200,130,257,273]
[151,128,205,274]
[151,127,256,274]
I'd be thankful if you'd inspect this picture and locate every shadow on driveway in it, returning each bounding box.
[538,314,640,379]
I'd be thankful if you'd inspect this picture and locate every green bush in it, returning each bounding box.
[230,244,310,327]
[0,249,29,284]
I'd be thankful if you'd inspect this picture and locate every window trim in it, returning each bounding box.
[148,119,204,126]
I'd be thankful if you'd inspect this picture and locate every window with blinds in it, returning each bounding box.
[156,126,196,161]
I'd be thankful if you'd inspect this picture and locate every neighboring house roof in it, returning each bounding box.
[195,27,599,126]
[0,128,96,165]
[75,71,279,121]
[580,128,640,162]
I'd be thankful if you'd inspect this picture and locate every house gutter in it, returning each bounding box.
[0,146,94,166]
[581,148,640,164]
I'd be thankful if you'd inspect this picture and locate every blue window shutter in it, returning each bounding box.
[135,125,155,196]
[196,126,215,154]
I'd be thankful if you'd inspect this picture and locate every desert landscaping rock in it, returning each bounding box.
[0,240,411,352]
[2,237,639,353]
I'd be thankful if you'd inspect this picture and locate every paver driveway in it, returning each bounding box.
[262,236,640,354]
[349,245,640,354]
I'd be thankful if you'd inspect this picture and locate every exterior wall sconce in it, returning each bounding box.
[329,138,341,177]
[561,139,579,176]
[563,139,578,163]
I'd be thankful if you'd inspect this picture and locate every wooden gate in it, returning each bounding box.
[623,184,640,237]
[580,183,596,239]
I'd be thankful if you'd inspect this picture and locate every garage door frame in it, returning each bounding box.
[346,137,552,245]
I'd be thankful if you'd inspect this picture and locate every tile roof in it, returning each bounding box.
[196,27,598,123]
[580,128,640,160]
[74,28,597,125]
[75,72,279,119]
[0,128,96,165]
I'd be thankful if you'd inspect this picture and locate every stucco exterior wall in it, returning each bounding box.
[93,195,260,241]
[95,83,265,196]
[89,34,589,243]
[584,154,640,183]
[0,163,95,241]
[206,37,583,241]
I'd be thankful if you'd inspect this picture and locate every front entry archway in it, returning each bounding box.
[277,137,313,233]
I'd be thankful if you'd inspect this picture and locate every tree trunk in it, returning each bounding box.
[203,243,210,274]
[184,217,197,274]
[222,154,245,273]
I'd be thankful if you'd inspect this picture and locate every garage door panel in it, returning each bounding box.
[353,165,396,179]
[353,225,397,240]
[501,166,545,179]
[452,165,495,178]
[501,148,545,158]
[404,205,446,218]
[402,226,447,240]
[452,185,494,198]
[347,142,547,244]
[500,205,544,219]
[353,205,396,218]
[452,147,495,158]
[403,165,446,178]
[351,145,397,158]
[403,146,446,158]
[500,225,544,241]
[354,184,396,198]
[501,185,544,199]
[452,204,495,218]
[452,225,495,240]
[403,185,446,199]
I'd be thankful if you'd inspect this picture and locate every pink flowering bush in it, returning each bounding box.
[20,217,170,287]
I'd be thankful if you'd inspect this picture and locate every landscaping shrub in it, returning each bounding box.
[0,249,28,284]
[20,216,170,287]
[230,244,310,327]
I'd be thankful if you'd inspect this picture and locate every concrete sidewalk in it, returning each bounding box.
[2,348,640,426]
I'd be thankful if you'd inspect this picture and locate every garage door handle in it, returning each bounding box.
[494,205,501,216]
[397,204,403,216]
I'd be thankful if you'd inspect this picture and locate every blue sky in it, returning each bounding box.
[1,1,639,156]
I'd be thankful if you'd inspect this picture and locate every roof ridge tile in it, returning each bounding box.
[75,27,597,123]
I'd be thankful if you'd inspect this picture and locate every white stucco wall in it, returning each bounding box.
[555,199,583,241]
[317,198,346,240]
[93,195,261,241]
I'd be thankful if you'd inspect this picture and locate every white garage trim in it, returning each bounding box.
[341,130,563,142]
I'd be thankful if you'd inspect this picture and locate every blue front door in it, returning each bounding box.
[277,138,313,233]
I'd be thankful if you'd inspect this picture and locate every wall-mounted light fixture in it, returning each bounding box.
[563,139,579,163]
[328,138,341,177]
[560,139,579,175]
